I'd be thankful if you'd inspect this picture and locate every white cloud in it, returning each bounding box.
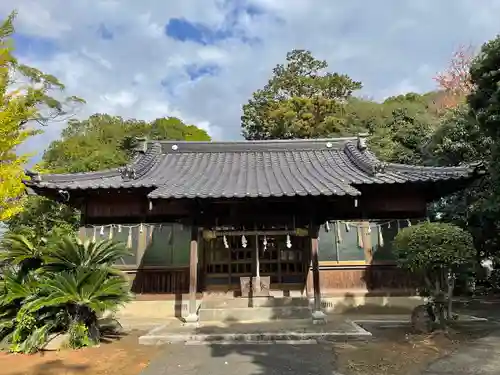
[3,0,500,159]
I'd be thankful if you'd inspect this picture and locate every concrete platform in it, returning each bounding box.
[198,296,312,322]
[138,317,372,345]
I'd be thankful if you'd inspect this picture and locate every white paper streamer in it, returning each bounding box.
[378,226,384,247]
[127,227,132,248]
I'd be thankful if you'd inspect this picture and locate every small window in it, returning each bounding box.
[113,226,138,265]
[318,222,338,262]
[371,221,398,262]
[337,221,365,261]
[82,225,138,266]
[141,224,173,266]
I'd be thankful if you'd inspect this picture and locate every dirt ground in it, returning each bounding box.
[0,330,163,375]
[0,324,494,375]
[334,323,493,375]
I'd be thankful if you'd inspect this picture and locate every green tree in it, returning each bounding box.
[0,11,83,221]
[457,36,500,267]
[42,114,210,173]
[241,49,362,140]
[393,222,475,326]
[344,93,439,164]
[468,37,500,140]
[240,49,439,165]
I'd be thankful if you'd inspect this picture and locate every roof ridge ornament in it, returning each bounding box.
[344,135,387,176]
[25,169,41,182]
[134,137,148,153]
[118,165,137,180]
[357,133,369,151]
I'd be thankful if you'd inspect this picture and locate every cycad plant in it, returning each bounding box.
[0,234,46,276]
[43,236,131,274]
[23,268,130,343]
[0,234,131,353]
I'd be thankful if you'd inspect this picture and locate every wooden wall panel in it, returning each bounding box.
[312,266,421,292]
[125,267,190,294]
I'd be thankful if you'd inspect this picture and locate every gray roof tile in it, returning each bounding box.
[24,137,483,199]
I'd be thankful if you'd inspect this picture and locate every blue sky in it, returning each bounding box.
[2,0,500,155]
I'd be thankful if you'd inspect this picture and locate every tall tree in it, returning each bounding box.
[241,50,362,140]
[0,11,83,221]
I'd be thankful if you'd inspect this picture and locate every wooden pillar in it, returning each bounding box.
[310,226,326,324]
[184,225,199,325]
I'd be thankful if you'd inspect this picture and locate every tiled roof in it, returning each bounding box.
[24,137,483,199]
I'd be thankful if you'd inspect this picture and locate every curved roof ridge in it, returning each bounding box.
[385,161,484,174]
[343,141,388,176]
[119,141,162,180]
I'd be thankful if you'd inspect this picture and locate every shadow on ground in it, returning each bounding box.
[9,360,88,375]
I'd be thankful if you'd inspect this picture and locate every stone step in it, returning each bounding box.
[198,305,312,322]
[138,318,373,345]
[201,296,310,309]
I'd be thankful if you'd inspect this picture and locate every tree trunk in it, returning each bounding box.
[446,269,455,320]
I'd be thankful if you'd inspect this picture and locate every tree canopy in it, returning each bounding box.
[241,50,363,140]
[43,114,210,173]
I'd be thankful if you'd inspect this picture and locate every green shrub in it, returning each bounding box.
[393,222,475,327]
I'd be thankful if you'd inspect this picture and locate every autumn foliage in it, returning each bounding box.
[433,45,476,110]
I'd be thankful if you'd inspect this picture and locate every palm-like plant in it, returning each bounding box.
[43,236,131,273]
[0,234,46,276]
[0,235,131,352]
[23,268,131,343]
